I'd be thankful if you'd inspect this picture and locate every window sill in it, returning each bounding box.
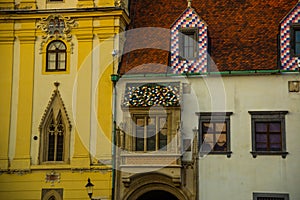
[250,151,288,158]
[200,151,232,158]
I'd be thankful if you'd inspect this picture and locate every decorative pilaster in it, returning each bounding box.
[0,22,14,170]
[71,33,94,168]
[10,30,35,170]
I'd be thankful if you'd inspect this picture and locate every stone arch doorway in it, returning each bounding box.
[122,173,188,200]
[137,190,178,200]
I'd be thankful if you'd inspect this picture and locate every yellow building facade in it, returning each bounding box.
[0,0,129,199]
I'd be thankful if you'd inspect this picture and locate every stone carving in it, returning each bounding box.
[37,15,77,52]
[45,171,60,186]
[115,0,125,8]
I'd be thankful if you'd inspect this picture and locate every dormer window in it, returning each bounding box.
[170,7,208,74]
[280,2,300,70]
[291,24,300,57]
[180,28,198,60]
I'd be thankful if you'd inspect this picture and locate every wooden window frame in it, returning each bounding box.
[249,111,288,158]
[253,192,289,200]
[133,114,168,152]
[196,112,233,158]
[46,40,67,72]
[290,24,300,57]
[179,28,198,60]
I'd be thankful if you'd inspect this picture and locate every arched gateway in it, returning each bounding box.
[123,173,188,200]
[137,190,178,200]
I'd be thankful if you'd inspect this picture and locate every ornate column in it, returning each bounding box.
[10,25,36,170]
[0,21,14,170]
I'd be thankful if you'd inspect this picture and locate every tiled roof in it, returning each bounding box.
[120,0,298,74]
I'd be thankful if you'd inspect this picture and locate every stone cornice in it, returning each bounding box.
[0,7,125,15]
[0,36,15,43]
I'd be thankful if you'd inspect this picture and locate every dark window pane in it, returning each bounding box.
[269,123,281,132]
[56,134,64,161]
[296,44,300,55]
[270,143,282,151]
[136,138,144,151]
[269,134,281,143]
[296,30,300,41]
[256,143,268,151]
[159,131,167,151]
[256,123,267,132]
[147,135,156,151]
[256,134,267,142]
[48,134,55,161]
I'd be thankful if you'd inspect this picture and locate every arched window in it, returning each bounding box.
[46,40,67,71]
[39,85,71,164]
[45,110,65,162]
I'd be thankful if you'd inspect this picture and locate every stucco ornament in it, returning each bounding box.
[45,171,61,186]
[115,0,125,8]
[37,15,77,52]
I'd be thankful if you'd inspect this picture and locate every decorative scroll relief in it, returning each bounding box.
[280,3,300,71]
[37,15,77,53]
[122,82,181,107]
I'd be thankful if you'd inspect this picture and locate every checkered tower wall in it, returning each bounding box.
[280,3,300,71]
[171,8,208,74]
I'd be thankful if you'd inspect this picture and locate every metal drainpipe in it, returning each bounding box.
[111,74,119,200]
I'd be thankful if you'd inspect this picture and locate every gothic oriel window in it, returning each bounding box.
[121,82,181,154]
[39,84,71,164]
[46,40,67,71]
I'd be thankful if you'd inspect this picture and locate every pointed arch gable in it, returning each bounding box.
[39,87,71,164]
[170,7,208,74]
